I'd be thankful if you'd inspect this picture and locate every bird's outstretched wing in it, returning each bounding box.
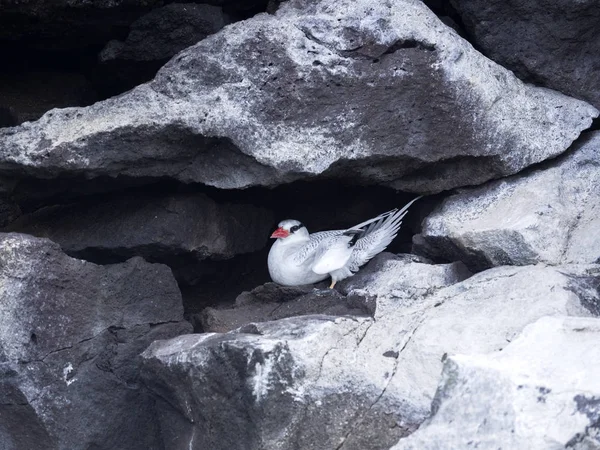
[292,210,401,265]
[347,196,422,271]
[304,196,422,274]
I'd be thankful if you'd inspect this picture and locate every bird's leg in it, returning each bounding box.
[329,279,337,289]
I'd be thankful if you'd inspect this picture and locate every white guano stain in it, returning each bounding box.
[63,363,76,386]
[252,354,276,402]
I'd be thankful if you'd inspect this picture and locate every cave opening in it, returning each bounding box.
[3,176,427,327]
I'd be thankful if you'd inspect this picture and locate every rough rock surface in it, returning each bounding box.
[450,0,600,110]
[415,131,600,271]
[0,233,192,450]
[197,253,427,332]
[199,282,368,333]
[392,316,600,450]
[5,192,274,263]
[141,257,598,450]
[0,0,596,194]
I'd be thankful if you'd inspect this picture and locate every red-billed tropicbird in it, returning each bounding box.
[268,196,422,288]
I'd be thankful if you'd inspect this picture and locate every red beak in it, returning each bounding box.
[270,227,290,239]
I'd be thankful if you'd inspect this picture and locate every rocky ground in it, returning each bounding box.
[0,0,598,449]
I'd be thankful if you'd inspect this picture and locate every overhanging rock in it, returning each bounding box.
[0,0,596,194]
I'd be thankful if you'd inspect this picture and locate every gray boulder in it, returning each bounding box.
[0,233,192,450]
[450,0,600,110]
[141,259,599,450]
[199,281,368,333]
[415,131,600,271]
[0,0,596,194]
[392,315,600,450]
[5,192,274,263]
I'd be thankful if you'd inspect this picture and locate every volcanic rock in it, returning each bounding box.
[450,0,600,110]
[415,131,600,271]
[141,258,599,450]
[0,0,596,195]
[0,233,191,450]
[392,316,600,449]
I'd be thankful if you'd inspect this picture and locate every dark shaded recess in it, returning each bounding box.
[419,0,472,40]
[0,41,102,125]
[0,107,18,128]
[0,0,270,125]
[0,3,147,122]
[217,0,270,21]
[91,61,164,100]
[3,176,423,319]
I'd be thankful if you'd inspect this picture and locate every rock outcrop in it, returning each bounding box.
[392,316,600,449]
[0,0,596,195]
[0,233,191,450]
[141,256,599,450]
[415,131,600,271]
[199,254,445,332]
[450,0,600,110]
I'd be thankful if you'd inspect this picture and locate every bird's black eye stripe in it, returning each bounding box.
[290,223,303,233]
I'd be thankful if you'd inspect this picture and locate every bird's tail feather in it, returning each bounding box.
[351,195,423,264]
[346,196,423,236]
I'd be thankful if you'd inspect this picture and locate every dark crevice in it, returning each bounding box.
[382,40,436,54]
[297,26,436,61]
[0,28,126,126]
[3,178,426,323]
[420,0,478,47]
[0,1,270,127]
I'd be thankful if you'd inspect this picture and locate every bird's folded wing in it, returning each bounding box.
[292,230,343,264]
[310,235,354,275]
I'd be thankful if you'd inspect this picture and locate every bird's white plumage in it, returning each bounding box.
[268,196,422,286]
[310,235,354,274]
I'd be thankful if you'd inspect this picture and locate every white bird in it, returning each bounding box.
[268,196,422,289]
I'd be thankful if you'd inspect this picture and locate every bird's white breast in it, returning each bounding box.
[268,239,328,286]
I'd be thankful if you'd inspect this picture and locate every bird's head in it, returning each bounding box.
[270,219,308,240]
